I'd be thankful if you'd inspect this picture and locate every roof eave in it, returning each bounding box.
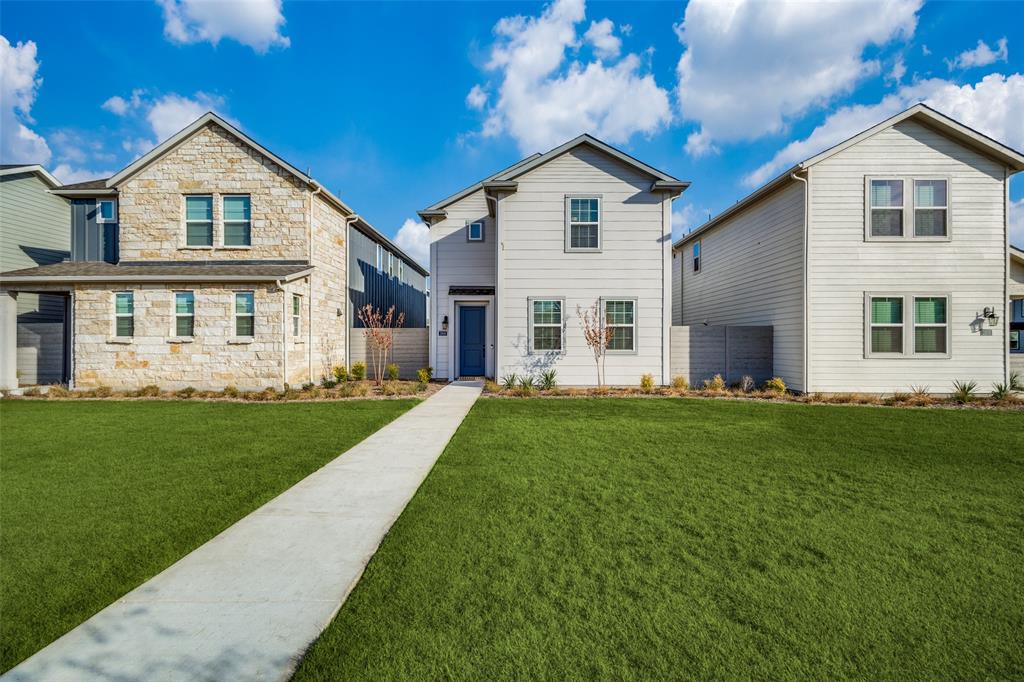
[495,134,680,184]
[50,188,118,197]
[0,164,61,188]
[0,268,316,285]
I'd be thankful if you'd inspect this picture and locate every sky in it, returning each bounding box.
[2,0,1023,265]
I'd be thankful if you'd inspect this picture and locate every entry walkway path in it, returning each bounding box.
[5,381,483,682]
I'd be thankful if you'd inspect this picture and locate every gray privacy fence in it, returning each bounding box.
[349,328,429,380]
[670,326,773,387]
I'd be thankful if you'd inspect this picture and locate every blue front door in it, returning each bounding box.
[459,306,486,376]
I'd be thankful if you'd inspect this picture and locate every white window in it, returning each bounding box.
[235,291,255,337]
[566,197,600,251]
[223,195,251,246]
[467,221,484,241]
[398,260,405,281]
[693,241,701,273]
[1011,331,1021,352]
[174,291,195,337]
[185,195,214,246]
[914,180,947,237]
[604,299,636,352]
[97,199,117,223]
[114,292,134,337]
[869,179,904,238]
[530,299,563,352]
[866,294,951,357]
[375,244,383,272]
[868,178,950,240]
[388,252,394,277]
[292,294,301,337]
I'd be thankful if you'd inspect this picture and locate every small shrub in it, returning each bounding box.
[352,382,370,397]
[176,386,197,399]
[47,384,72,398]
[386,363,399,381]
[703,374,726,392]
[320,377,338,389]
[907,385,933,406]
[517,375,536,396]
[417,367,432,385]
[951,379,978,404]
[350,362,366,381]
[23,386,41,397]
[223,385,240,398]
[670,376,689,392]
[991,382,1013,402]
[639,373,655,393]
[1010,371,1023,392]
[282,386,301,400]
[501,373,519,391]
[92,385,114,398]
[136,384,161,397]
[333,365,349,383]
[301,382,315,392]
[540,369,558,391]
[763,377,787,394]
[886,391,911,406]
[739,375,755,393]
[483,379,501,393]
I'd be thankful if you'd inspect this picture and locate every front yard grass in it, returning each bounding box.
[295,398,1024,680]
[0,398,417,671]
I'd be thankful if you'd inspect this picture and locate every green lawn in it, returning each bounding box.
[295,398,1024,680]
[0,398,417,672]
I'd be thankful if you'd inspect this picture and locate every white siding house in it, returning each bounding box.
[421,135,688,385]
[673,104,1024,394]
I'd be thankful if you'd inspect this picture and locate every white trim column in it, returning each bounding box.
[0,291,18,390]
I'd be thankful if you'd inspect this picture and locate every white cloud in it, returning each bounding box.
[466,84,488,110]
[102,89,144,116]
[1010,197,1024,247]
[584,18,621,60]
[887,56,907,84]
[675,0,921,152]
[671,202,703,242]
[51,163,115,185]
[0,36,51,164]
[472,0,672,154]
[157,0,289,53]
[147,92,235,142]
[393,218,430,267]
[946,37,1008,71]
[744,73,1024,187]
[922,44,931,56]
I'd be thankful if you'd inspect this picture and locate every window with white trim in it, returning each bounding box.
[866,294,951,357]
[375,244,383,272]
[913,296,947,354]
[604,299,635,352]
[566,197,600,251]
[467,221,483,241]
[530,299,563,352]
[868,178,950,239]
[869,179,904,237]
[185,195,214,246]
[388,252,394,277]
[292,294,301,337]
[868,296,903,354]
[174,291,195,337]
[693,240,701,273]
[97,199,117,223]
[1011,331,1021,352]
[235,291,255,337]
[114,292,134,337]
[398,260,405,281]
[914,180,947,237]
[223,195,251,246]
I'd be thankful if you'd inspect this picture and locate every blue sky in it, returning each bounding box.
[2,0,1022,263]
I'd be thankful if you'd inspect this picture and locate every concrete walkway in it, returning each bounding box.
[5,381,483,682]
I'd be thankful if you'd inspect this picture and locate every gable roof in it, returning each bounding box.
[419,134,688,220]
[0,164,61,188]
[674,103,1024,250]
[1012,245,1024,264]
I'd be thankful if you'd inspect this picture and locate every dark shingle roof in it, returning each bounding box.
[55,178,110,190]
[0,261,313,283]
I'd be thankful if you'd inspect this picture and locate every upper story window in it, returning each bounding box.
[1012,299,1024,322]
[566,197,600,252]
[398,260,405,281]
[530,299,563,352]
[604,299,636,352]
[97,199,117,223]
[185,195,214,246]
[114,292,134,337]
[175,291,195,337]
[867,178,949,240]
[693,241,701,273]
[467,222,484,242]
[235,291,255,338]
[375,244,383,272]
[388,252,394,277]
[1011,330,1021,353]
[223,195,251,246]
[866,293,950,358]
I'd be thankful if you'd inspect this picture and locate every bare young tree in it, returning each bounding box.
[357,304,406,386]
[577,301,614,387]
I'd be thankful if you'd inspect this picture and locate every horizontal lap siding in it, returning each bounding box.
[500,147,668,385]
[679,182,805,390]
[808,120,1006,393]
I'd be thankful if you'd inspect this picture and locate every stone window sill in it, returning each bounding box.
[219,245,252,250]
[181,245,214,250]
[167,337,194,344]
[292,339,305,345]
[228,337,254,345]
[106,337,133,345]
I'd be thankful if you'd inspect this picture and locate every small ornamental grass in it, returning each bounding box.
[639,373,655,393]
[951,379,979,404]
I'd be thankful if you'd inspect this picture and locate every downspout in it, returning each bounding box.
[1005,167,1010,384]
[791,170,810,393]
[307,184,322,383]
[344,214,361,373]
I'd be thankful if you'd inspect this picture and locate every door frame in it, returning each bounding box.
[457,304,487,378]
[447,296,493,381]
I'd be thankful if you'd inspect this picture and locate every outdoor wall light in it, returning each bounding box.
[983,307,1000,327]
[442,315,449,332]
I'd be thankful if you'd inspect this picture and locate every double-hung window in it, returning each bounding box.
[185,195,214,246]
[375,244,383,272]
[1011,331,1021,352]
[292,294,301,337]
[866,294,950,357]
[235,292,255,337]
[869,179,904,237]
[530,299,563,352]
[97,199,117,223]
[913,297,947,354]
[223,195,251,246]
[398,260,405,281]
[174,292,195,337]
[868,178,949,239]
[388,252,394,277]
[566,197,600,251]
[693,241,701,273]
[868,296,903,354]
[604,299,636,352]
[114,292,134,337]
[467,221,483,241]
[914,180,947,237]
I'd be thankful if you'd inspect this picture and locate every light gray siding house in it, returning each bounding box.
[673,104,1024,394]
[0,165,71,386]
[420,135,688,385]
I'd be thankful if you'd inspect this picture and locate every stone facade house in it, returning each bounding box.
[0,114,427,390]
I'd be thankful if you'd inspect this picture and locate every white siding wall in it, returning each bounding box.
[808,120,1007,393]
[428,189,496,379]
[498,147,670,385]
[671,249,683,325]
[678,182,806,390]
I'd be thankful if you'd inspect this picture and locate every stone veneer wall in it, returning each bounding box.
[309,194,347,381]
[117,124,309,262]
[72,281,312,391]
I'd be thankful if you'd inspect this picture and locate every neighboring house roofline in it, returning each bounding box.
[1011,245,1024,264]
[350,218,429,277]
[673,103,1024,251]
[417,153,543,217]
[0,164,61,188]
[0,261,315,284]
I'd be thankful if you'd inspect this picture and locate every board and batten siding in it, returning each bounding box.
[348,225,427,329]
[807,120,1007,393]
[678,181,806,391]
[498,146,671,385]
[429,189,496,379]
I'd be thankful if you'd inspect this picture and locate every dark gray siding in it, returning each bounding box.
[71,199,118,263]
[348,226,427,328]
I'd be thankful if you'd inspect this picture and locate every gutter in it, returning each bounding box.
[0,269,315,285]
